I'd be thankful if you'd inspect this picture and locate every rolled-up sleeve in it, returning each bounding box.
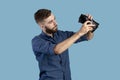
[32,37,56,55]
[75,34,88,43]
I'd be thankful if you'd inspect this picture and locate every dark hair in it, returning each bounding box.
[34,9,51,23]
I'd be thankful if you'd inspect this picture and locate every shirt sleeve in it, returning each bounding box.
[32,36,56,55]
[63,31,88,43]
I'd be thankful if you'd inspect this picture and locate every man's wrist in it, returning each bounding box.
[77,31,85,37]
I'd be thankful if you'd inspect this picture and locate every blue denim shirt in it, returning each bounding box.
[32,30,88,80]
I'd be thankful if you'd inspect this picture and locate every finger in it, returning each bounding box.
[85,21,92,25]
[88,14,93,20]
[87,24,95,27]
[88,26,93,31]
[86,14,90,19]
[86,14,93,20]
[88,26,93,30]
[90,16,93,20]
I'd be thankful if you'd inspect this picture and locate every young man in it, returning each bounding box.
[32,9,95,80]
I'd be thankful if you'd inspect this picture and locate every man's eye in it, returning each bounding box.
[48,22,51,24]
[48,21,53,24]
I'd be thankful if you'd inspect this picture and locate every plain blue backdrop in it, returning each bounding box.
[0,0,120,80]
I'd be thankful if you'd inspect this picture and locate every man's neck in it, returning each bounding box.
[44,31,53,38]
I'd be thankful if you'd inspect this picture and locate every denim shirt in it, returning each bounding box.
[32,30,88,80]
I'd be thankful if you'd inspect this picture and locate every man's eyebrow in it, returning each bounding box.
[48,16,56,23]
[48,19,53,23]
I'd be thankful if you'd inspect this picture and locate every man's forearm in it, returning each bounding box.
[54,20,95,54]
[54,31,84,54]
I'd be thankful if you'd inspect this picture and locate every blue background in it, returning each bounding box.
[0,0,120,80]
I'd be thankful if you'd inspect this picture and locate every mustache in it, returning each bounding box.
[52,25,58,29]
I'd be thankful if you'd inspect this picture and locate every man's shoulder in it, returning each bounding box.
[32,34,42,43]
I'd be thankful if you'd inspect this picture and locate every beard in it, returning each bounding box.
[45,25,58,34]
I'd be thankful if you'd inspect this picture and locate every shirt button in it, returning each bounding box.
[60,60,62,64]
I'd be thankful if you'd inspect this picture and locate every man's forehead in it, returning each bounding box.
[44,14,55,22]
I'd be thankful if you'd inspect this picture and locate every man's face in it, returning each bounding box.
[40,14,58,34]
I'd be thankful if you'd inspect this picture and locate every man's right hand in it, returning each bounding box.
[78,21,95,36]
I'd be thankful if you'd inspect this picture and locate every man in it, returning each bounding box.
[32,9,95,80]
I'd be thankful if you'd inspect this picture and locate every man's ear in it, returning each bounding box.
[38,22,44,29]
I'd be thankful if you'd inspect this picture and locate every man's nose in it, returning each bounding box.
[53,20,57,25]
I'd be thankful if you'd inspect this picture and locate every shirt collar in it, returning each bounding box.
[41,31,51,38]
[40,31,57,39]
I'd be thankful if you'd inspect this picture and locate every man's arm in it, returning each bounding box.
[54,21,95,54]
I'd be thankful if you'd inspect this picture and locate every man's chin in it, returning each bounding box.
[45,28,57,34]
[53,26,57,29]
[53,27,58,32]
